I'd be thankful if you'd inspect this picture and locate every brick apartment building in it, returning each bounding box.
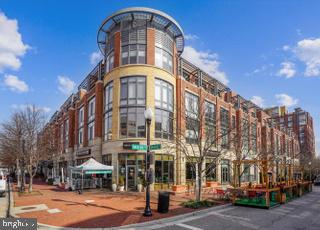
[265,106,316,164]
[45,7,302,191]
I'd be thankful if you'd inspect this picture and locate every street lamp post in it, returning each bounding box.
[143,107,153,217]
[308,161,312,182]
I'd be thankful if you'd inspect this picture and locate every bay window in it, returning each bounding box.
[88,97,95,143]
[119,76,146,138]
[155,30,173,72]
[155,79,174,140]
[104,81,113,141]
[78,106,84,146]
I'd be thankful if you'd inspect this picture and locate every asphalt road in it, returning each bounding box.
[154,186,320,230]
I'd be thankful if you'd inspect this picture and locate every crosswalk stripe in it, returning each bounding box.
[176,223,203,230]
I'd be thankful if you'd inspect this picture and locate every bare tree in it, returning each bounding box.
[161,91,235,201]
[0,112,25,188]
[21,105,49,192]
[0,105,53,192]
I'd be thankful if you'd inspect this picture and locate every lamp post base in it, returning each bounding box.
[143,207,152,217]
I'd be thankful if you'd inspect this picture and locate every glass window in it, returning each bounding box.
[88,97,95,122]
[102,154,112,165]
[251,123,257,154]
[220,108,229,147]
[78,107,84,127]
[78,127,83,145]
[120,107,145,138]
[186,162,196,181]
[155,30,174,72]
[65,119,69,149]
[185,92,198,118]
[104,81,113,112]
[155,155,174,184]
[205,101,216,145]
[221,160,230,183]
[120,76,146,106]
[104,111,112,141]
[155,79,173,111]
[88,122,94,141]
[206,158,217,181]
[106,52,114,73]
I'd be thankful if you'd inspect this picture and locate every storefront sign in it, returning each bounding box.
[150,144,161,150]
[123,142,140,150]
[76,149,91,156]
[132,144,147,151]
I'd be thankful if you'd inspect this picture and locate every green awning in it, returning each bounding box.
[84,170,112,174]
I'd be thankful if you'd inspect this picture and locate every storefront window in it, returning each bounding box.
[155,155,174,184]
[102,154,112,165]
[221,160,230,183]
[206,158,217,181]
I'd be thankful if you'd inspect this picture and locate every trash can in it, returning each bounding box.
[157,191,170,213]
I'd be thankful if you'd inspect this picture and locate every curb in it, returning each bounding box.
[36,203,232,230]
[9,185,231,229]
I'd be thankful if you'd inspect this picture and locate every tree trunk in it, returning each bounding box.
[238,165,241,187]
[16,159,21,188]
[195,163,202,202]
[29,176,33,193]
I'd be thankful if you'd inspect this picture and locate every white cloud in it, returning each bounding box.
[184,34,199,41]
[277,61,296,78]
[250,96,265,108]
[275,93,298,107]
[12,104,51,113]
[0,12,29,72]
[3,74,29,92]
[294,38,320,77]
[90,51,103,65]
[283,45,290,51]
[182,46,228,85]
[57,75,75,95]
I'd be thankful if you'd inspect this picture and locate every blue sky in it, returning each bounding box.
[0,0,319,155]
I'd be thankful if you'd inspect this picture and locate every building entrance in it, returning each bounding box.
[126,165,136,190]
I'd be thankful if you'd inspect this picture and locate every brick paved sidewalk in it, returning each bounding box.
[12,181,225,228]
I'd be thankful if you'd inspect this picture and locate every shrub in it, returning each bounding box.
[182,200,215,209]
[118,176,125,186]
[47,178,53,185]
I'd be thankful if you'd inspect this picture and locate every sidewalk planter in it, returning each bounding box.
[112,183,117,192]
[118,176,125,192]
[280,193,286,204]
[118,186,124,192]
[137,184,143,192]
[172,185,186,193]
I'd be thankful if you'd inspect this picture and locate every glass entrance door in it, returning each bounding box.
[126,166,136,190]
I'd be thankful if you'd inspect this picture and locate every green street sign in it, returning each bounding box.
[150,144,161,150]
[132,144,147,151]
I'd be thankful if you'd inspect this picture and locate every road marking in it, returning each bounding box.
[176,223,203,230]
[47,208,62,214]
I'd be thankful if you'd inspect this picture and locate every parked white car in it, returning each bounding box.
[0,172,6,197]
